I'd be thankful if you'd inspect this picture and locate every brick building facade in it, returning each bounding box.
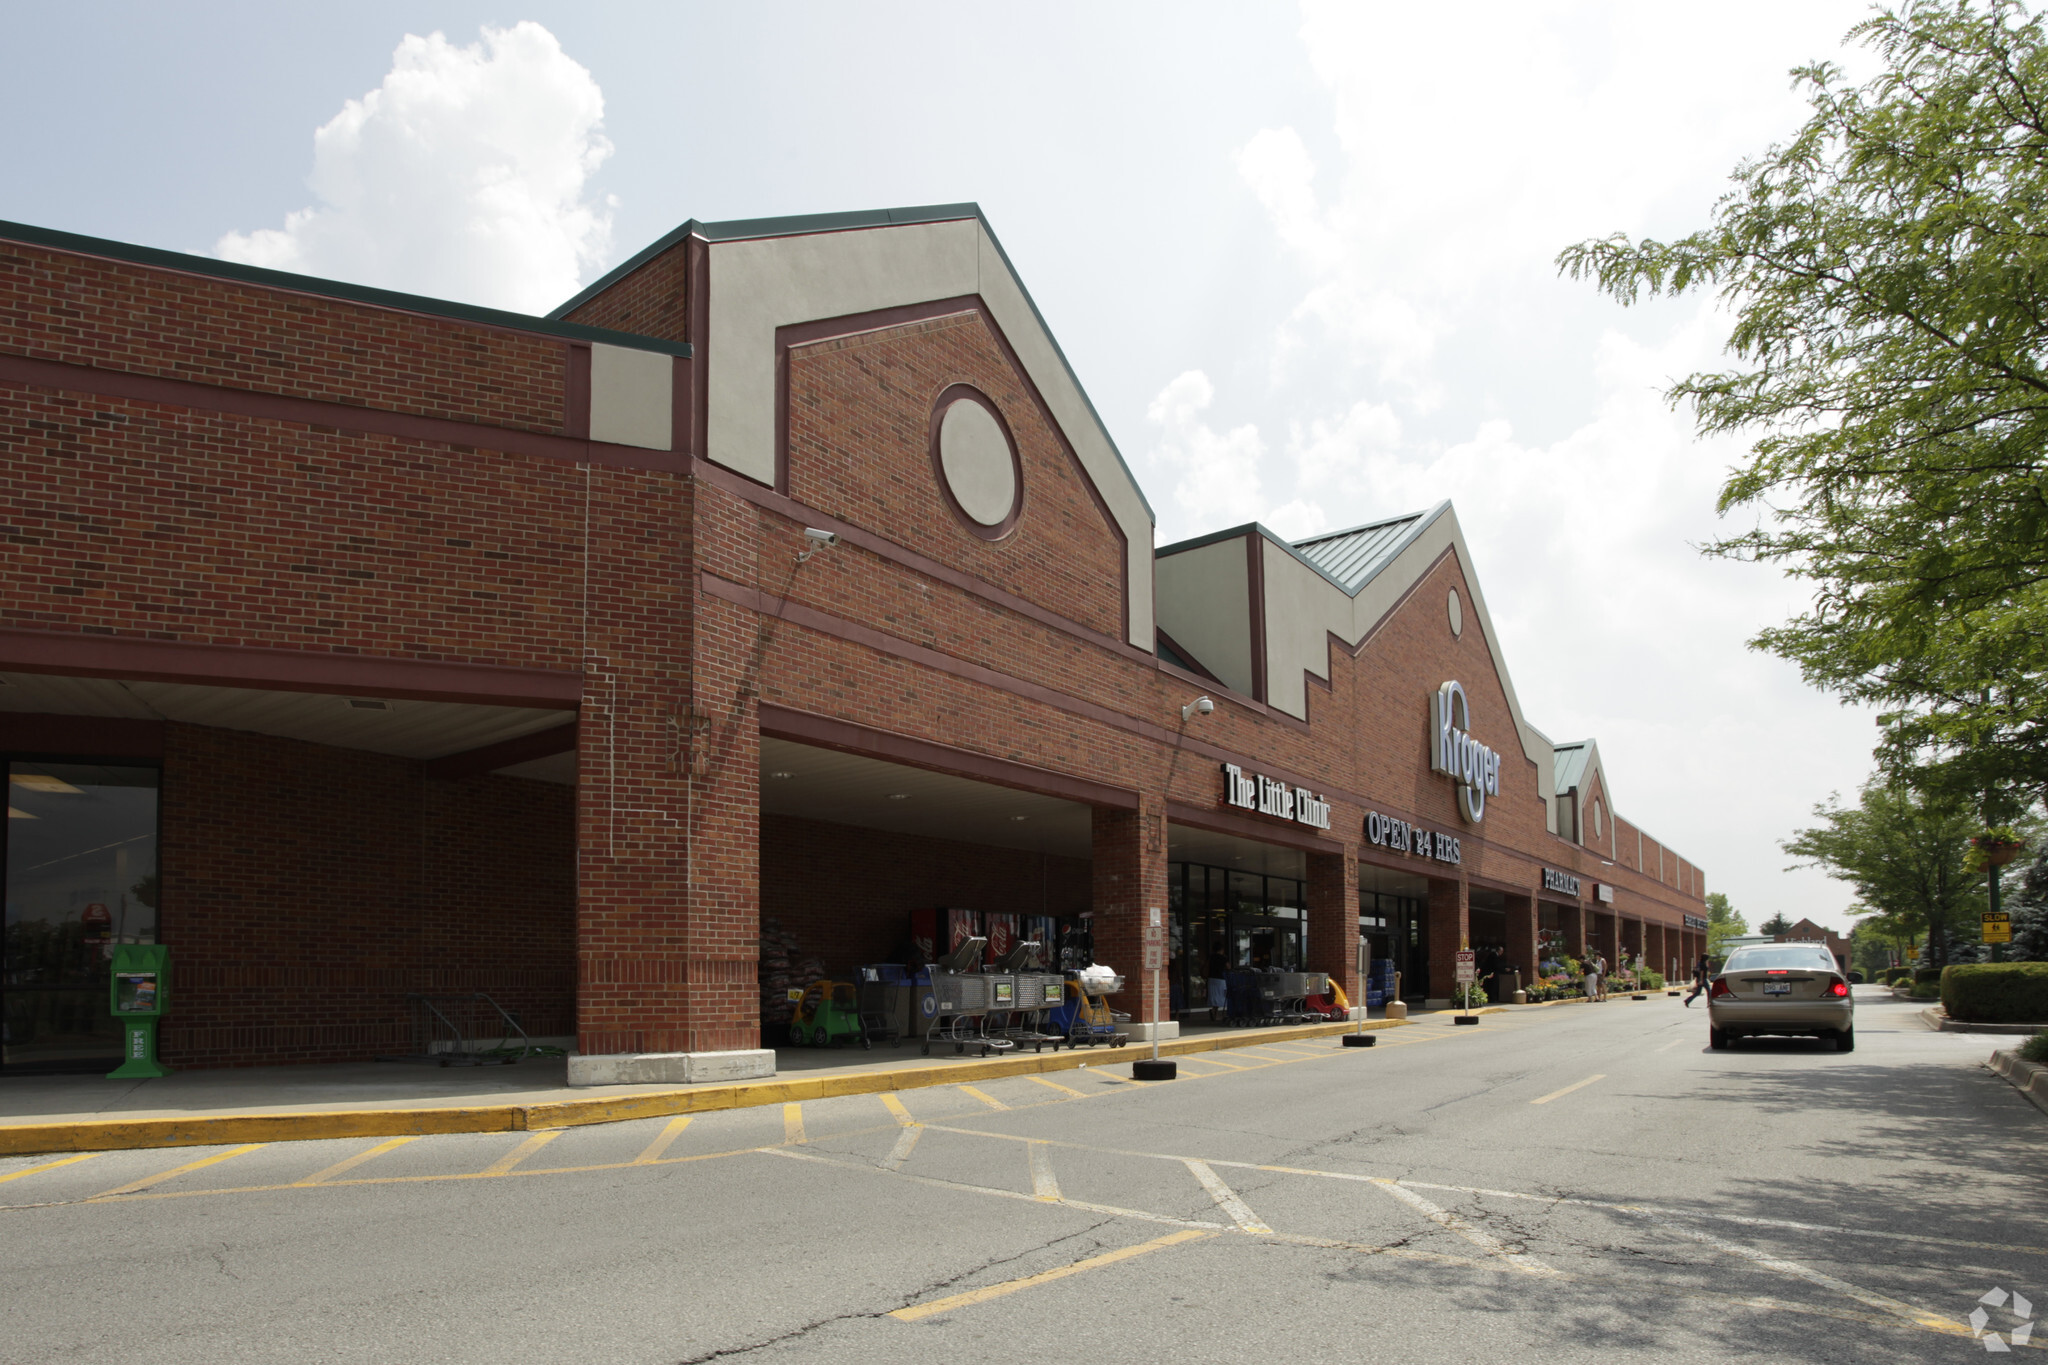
[0,205,1710,1078]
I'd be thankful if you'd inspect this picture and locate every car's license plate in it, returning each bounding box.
[1763,983,1791,995]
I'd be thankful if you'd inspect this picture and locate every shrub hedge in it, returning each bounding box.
[2019,1030,2048,1065]
[1941,963,2048,1024]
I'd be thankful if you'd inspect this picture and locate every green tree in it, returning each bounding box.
[1782,780,1985,966]
[1558,1,2048,807]
[1759,913,1796,936]
[1704,891,1748,956]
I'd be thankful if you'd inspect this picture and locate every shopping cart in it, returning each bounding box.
[1258,970,1328,1025]
[921,937,1016,1057]
[989,942,1067,1052]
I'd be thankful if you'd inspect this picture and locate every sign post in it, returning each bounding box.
[1453,949,1478,1027]
[1983,911,2013,945]
[1133,907,1176,1081]
[1344,934,1376,1047]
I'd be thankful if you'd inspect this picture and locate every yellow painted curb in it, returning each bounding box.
[0,1018,1407,1157]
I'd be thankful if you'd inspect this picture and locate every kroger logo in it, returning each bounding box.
[1970,1287,2034,1352]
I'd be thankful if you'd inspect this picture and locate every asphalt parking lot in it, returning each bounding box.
[3,987,2039,1364]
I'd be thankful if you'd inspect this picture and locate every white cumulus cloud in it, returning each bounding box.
[216,22,613,314]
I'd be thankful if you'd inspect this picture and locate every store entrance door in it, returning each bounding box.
[2,760,161,1073]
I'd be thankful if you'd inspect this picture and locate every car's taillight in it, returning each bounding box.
[1709,979,1733,999]
[1826,980,1849,998]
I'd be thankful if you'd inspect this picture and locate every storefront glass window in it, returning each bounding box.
[3,762,160,1072]
[1172,862,1306,1014]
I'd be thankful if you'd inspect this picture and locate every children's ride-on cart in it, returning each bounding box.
[1050,969,1129,1047]
[788,979,869,1048]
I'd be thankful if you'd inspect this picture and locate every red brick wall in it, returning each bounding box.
[157,723,574,1067]
[1,241,567,432]
[761,813,1090,974]
[1,387,588,661]
[785,312,1126,640]
[558,243,689,342]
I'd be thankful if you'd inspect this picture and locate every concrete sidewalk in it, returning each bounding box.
[0,1014,1443,1157]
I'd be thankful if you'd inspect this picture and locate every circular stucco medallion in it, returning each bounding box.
[931,386,1021,538]
[1447,587,1464,638]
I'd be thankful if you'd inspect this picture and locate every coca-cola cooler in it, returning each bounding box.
[909,908,939,963]
[984,914,1019,966]
[945,908,981,955]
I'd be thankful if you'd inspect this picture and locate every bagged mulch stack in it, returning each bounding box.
[758,917,824,1036]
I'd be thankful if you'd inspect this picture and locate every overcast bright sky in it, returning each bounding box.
[2,1,1891,934]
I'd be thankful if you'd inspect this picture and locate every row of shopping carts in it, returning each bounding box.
[1218,969,1333,1027]
[911,940,1130,1055]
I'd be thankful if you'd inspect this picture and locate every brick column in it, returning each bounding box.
[1648,923,1668,981]
[1504,891,1537,995]
[1424,874,1467,1006]
[1307,846,1361,1009]
[1092,797,1169,1029]
[574,468,763,1080]
[1622,916,1643,968]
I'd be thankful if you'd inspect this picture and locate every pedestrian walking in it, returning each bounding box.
[1582,958,1599,1003]
[1683,952,1711,1007]
[1595,954,1609,1002]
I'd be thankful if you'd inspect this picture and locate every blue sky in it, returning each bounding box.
[3,1,1889,932]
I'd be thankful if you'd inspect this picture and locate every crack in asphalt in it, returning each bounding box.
[663,1218,1118,1363]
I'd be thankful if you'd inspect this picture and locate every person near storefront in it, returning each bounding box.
[1206,948,1229,1023]
[1582,958,1600,1003]
[1683,952,1711,1007]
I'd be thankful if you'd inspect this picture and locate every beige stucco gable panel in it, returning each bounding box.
[588,342,674,450]
[1155,537,1254,695]
[704,220,981,484]
[975,224,1154,647]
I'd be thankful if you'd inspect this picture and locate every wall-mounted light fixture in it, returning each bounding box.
[1181,695,1214,723]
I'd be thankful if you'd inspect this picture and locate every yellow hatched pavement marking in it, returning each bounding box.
[783,1104,807,1145]
[1184,1052,1252,1070]
[295,1137,416,1186]
[480,1130,561,1176]
[1530,1073,1605,1105]
[634,1116,692,1164]
[1028,1141,1061,1201]
[95,1144,267,1198]
[1370,1177,1558,1276]
[958,1085,1009,1111]
[1024,1074,1087,1098]
[881,1093,916,1126]
[1184,1159,1271,1234]
[890,1229,1212,1321]
[0,1152,96,1184]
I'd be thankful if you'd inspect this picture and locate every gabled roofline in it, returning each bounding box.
[0,218,692,357]
[1156,502,1451,600]
[548,202,1155,522]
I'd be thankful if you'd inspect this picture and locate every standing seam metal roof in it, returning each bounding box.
[1290,512,1430,593]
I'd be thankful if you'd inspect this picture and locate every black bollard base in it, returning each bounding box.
[1132,1059,1177,1081]
[1631,994,1648,1001]
[1452,1015,1480,1026]
[1666,990,1681,997]
[1341,1033,1377,1048]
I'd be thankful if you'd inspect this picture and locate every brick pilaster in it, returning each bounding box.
[1504,891,1537,992]
[1424,874,1467,1003]
[1090,797,1169,1025]
[1307,846,1361,1006]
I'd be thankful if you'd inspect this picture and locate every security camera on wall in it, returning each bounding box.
[803,528,839,546]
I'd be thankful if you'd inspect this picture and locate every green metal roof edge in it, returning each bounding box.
[0,218,692,357]
[548,202,1157,523]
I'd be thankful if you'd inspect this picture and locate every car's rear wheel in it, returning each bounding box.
[1834,1027,1855,1053]
[1709,1027,1729,1050]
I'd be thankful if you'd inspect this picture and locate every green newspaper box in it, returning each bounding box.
[108,944,171,1079]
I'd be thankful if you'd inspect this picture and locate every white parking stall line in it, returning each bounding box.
[881,1125,922,1172]
[1639,1211,1968,1338]
[1184,1159,1271,1234]
[1028,1142,1061,1202]
[1370,1178,1559,1277]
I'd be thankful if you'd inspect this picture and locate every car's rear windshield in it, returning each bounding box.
[1722,947,1835,972]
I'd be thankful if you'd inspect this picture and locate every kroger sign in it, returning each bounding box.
[1431,680,1500,824]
